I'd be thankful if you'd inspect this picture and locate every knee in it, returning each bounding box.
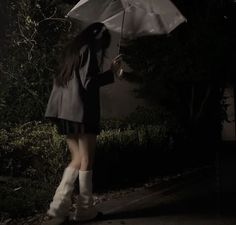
[69,152,81,169]
[81,156,93,170]
[69,160,81,170]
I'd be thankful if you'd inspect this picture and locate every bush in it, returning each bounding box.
[98,124,168,150]
[0,120,171,183]
[0,122,67,218]
[0,121,68,184]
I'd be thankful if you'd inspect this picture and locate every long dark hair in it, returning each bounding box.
[55,22,111,87]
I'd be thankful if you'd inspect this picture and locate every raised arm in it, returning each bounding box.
[78,69,114,89]
[97,69,115,87]
[76,46,121,90]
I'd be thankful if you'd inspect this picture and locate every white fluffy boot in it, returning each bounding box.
[47,166,79,219]
[70,170,98,222]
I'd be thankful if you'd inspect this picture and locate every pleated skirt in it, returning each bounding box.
[49,118,100,135]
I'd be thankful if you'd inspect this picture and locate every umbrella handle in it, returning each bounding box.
[118,10,126,54]
[112,54,124,79]
[114,54,123,61]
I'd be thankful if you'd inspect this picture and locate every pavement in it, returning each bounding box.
[38,143,236,225]
[74,165,236,225]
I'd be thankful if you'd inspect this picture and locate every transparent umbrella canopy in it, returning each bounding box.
[66,0,186,70]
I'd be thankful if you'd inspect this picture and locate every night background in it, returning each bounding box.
[0,0,236,224]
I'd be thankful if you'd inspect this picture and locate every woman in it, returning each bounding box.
[43,22,123,225]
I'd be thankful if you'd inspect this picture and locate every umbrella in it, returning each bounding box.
[67,0,186,39]
[66,0,186,70]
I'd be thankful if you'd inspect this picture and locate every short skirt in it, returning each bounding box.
[48,118,100,135]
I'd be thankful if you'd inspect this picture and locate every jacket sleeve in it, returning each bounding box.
[76,46,115,89]
[79,69,115,90]
[97,69,115,87]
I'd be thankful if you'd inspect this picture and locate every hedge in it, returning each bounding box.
[0,121,170,184]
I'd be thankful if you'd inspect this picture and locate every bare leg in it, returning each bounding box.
[66,134,82,169]
[66,133,96,170]
[79,134,96,171]
[70,133,98,222]
[45,135,81,224]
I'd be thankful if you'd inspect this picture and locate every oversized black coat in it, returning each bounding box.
[45,46,114,125]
